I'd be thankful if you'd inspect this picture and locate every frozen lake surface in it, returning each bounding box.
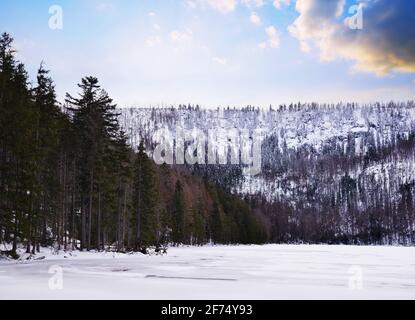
[1,245,415,300]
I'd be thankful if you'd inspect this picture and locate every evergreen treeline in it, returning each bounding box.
[0,33,266,258]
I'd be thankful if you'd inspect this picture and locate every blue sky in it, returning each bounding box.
[0,0,414,108]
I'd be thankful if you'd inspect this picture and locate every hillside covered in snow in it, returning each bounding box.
[119,102,415,245]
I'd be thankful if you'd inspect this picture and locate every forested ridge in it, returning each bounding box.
[1,31,415,260]
[0,33,266,258]
[121,101,415,245]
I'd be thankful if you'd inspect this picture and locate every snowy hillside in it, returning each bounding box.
[119,103,415,199]
[119,103,415,152]
[118,103,415,245]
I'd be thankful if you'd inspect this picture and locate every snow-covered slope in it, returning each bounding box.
[117,103,415,245]
[118,103,415,203]
[119,103,415,152]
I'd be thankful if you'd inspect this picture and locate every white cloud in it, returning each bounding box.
[288,0,415,75]
[273,0,291,10]
[257,26,280,49]
[242,0,265,9]
[212,57,228,65]
[266,25,279,48]
[145,35,162,48]
[250,12,261,25]
[258,42,267,49]
[208,0,237,13]
[189,0,237,14]
[190,0,270,13]
[170,29,193,43]
[153,24,161,31]
[188,0,271,12]
[148,12,156,17]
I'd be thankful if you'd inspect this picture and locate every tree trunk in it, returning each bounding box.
[88,168,94,251]
[97,187,101,251]
[81,196,86,251]
[122,185,128,251]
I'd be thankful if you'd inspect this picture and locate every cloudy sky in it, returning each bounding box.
[0,0,414,107]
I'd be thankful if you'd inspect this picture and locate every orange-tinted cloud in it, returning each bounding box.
[289,0,415,75]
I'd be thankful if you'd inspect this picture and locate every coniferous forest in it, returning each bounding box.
[0,33,266,258]
[1,31,415,260]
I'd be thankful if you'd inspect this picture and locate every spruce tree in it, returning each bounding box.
[132,142,158,252]
[66,76,120,250]
[0,33,37,256]
[30,64,61,253]
[172,180,185,245]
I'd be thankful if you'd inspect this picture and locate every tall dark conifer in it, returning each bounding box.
[132,142,158,251]
[66,76,120,250]
[172,180,185,244]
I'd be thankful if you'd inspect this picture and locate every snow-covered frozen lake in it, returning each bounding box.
[1,245,415,300]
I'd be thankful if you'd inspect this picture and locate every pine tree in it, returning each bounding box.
[132,142,158,252]
[29,64,61,253]
[0,33,37,256]
[211,200,223,244]
[0,33,16,251]
[66,76,120,250]
[112,130,133,252]
[172,180,185,245]
[192,208,206,245]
